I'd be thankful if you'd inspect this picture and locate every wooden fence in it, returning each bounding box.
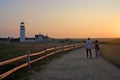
[0,43,83,80]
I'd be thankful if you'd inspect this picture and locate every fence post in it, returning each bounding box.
[77,43,79,47]
[69,44,71,50]
[0,75,2,80]
[78,43,79,47]
[54,45,56,53]
[62,44,64,51]
[73,43,75,48]
[27,51,31,69]
[45,48,47,60]
[78,43,80,47]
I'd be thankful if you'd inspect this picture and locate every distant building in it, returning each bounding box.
[20,22,51,42]
[35,34,43,42]
[43,36,51,42]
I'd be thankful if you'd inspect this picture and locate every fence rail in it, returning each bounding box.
[0,43,83,80]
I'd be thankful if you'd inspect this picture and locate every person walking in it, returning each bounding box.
[94,40,100,58]
[85,38,93,59]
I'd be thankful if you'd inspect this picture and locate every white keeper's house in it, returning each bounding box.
[20,22,51,43]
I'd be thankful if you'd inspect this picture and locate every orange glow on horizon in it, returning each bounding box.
[0,0,120,38]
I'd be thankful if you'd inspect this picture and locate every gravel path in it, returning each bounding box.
[30,48,120,80]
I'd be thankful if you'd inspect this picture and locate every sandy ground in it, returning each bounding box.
[29,48,120,80]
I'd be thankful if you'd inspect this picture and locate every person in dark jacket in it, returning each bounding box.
[94,40,100,58]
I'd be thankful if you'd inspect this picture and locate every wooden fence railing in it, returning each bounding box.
[0,43,83,80]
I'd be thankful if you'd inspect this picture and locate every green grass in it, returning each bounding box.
[2,46,81,80]
[0,38,84,80]
[0,41,63,80]
[0,42,62,61]
[100,39,120,67]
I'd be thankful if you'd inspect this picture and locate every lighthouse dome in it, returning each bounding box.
[20,21,25,27]
[21,21,24,24]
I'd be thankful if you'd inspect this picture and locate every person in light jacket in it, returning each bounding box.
[85,38,93,59]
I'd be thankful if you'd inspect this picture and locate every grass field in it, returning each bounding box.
[0,41,65,80]
[1,38,120,80]
[0,38,82,61]
[100,39,120,67]
[0,42,62,61]
[0,40,81,80]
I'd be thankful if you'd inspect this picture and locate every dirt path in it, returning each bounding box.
[30,48,120,80]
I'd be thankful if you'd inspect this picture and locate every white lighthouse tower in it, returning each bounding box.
[20,22,25,42]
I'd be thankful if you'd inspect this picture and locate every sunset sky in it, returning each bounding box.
[0,0,120,38]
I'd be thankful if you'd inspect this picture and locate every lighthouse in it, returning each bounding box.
[20,22,25,42]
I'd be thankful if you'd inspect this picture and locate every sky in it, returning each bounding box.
[0,0,120,38]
